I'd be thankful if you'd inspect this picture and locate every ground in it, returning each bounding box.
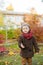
[0,42,43,65]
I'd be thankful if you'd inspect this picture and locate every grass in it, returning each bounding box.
[0,52,43,65]
[5,41,19,50]
[0,42,43,65]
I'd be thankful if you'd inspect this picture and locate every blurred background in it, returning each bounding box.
[0,0,43,65]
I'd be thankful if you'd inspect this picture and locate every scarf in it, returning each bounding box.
[22,31,33,39]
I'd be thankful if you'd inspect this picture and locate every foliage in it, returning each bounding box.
[0,12,4,26]
[24,14,43,42]
[0,34,5,43]
[0,30,6,40]
[32,27,43,43]
[0,61,5,65]
[7,28,21,39]
[14,28,21,39]
[7,29,14,39]
[0,28,21,40]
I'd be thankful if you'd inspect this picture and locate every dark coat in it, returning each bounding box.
[18,35,39,58]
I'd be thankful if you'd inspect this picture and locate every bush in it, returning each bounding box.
[0,34,5,43]
[0,30,6,40]
[7,30,14,39]
[0,61,5,65]
[24,14,43,43]
[32,27,43,43]
[7,28,21,39]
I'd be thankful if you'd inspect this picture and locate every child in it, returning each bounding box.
[18,23,39,65]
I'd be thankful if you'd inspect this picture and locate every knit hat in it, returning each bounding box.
[21,23,30,33]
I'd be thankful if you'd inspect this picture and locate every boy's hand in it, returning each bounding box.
[21,43,25,48]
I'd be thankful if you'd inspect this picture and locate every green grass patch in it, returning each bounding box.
[0,42,43,65]
[0,53,43,65]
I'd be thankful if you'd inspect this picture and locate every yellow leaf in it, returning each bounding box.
[8,51,14,55]
[0,13,4,26]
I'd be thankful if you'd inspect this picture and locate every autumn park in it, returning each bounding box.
[0,2,43,65]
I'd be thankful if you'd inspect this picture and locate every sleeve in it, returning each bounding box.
[33,36,40,53]
[18,36,23,49]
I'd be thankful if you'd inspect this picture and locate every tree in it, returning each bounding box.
[24,12,43,43]
[0,11,4,26]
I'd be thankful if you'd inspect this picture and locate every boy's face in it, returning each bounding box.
[22,25,30,33]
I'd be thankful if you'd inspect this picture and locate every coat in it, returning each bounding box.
[18,35,39,58]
